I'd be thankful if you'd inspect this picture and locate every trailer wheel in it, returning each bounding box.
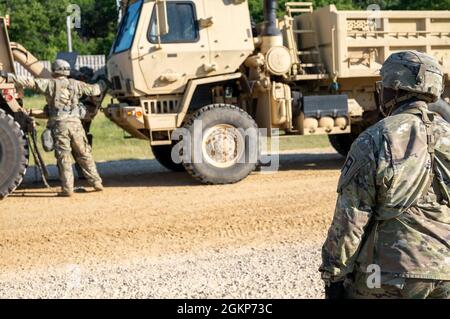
[0,109,29,200]
[182,104,259,185]
[151,144,185,172]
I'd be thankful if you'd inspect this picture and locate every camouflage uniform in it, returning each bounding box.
[346,271,450,299]
[70,66,99,180]
[7,66,106,195]
[320,51,450,299]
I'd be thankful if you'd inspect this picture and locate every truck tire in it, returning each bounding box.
[182,104,259,184]
[0,109,29,200]
[328,134,354,157]
[151,144,185,172]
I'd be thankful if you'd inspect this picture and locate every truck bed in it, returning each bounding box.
[294,5,450,79]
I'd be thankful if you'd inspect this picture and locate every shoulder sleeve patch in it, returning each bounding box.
[341,155,355,177]
[337,134,373,193]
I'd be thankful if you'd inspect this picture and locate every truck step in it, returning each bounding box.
[285,1,313,6]
[297,50,320,56]
[288,8,313,14]
[293,29,315,34]
[300,63,324,68]
[292,74,329,80]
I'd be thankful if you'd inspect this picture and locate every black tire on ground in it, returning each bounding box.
[328,134,356,157]
[151,144,185,172]
[0,109,29,200]
[182,104,259,185]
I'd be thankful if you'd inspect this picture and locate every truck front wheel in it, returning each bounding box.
[151,144,185,172]
[181,104,259,185]
[0,109,29,199]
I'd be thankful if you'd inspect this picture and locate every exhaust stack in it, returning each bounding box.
[259,0,283,53]
[261,0,281,36]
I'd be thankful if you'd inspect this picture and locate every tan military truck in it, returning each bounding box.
[1,1,450,198]
[105,0,449,182]
[0,16,52,199]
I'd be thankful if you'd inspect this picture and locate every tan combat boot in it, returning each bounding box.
[58,189,74,197]
[93,183,104,192]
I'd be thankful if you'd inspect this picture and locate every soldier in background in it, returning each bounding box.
[1,59,107,197]
[70,66,100,180]
[320,51,450,299]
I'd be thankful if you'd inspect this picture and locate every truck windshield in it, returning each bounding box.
[113,0,143,54]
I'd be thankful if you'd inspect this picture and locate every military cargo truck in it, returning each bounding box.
[105,0,449,183]
[1,1,450,198]
[0,17,35,199]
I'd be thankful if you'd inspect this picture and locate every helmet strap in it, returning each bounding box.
[381,91,418,117]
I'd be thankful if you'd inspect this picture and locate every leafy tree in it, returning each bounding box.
[76,0,118,55]
[247,0,448,22]
[352,0,450,10]
[0,0,117,60]
[249,0,358,22]
[390,0,450,10]
[0,0,447,60]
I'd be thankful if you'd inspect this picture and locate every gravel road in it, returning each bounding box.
[0,242,323,299]
[0,148,343,299]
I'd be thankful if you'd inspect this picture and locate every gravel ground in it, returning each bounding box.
[1,149,341,299]
[0,241,323,299]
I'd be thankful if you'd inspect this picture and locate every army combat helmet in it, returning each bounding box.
[52,59,71,77]
[378,51,444,115]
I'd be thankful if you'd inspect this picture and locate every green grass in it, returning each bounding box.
[24,95,150,165]
[276,134,330,152]
[23,95,331,164]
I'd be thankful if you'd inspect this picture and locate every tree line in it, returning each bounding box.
[0,0,448,61]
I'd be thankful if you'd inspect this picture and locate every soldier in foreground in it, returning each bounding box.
[320,51,450,299]
[1,60,107,197]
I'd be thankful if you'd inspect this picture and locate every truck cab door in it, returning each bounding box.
[136,1,212,95]
[201,0,254,78]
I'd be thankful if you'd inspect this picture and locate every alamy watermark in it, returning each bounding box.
[67,4,81,29]
[366,264,381,289]
[169,121,280,172]
[367,4,382,30]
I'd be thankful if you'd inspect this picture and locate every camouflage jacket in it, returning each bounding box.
[8,74,105,122]
[321,100,450,283]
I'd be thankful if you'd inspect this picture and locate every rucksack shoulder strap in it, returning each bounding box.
[407,107,436,198]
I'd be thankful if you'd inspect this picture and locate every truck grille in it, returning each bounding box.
[142,99,180,114]
[112,76,122,90]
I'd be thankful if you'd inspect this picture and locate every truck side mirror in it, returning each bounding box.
[156,0,169,37]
